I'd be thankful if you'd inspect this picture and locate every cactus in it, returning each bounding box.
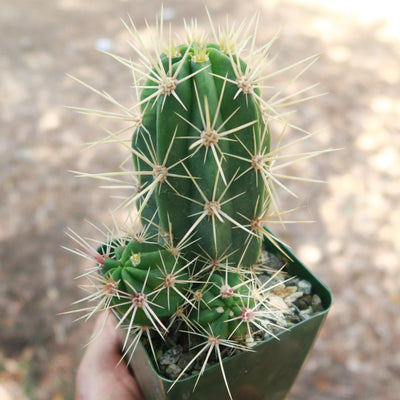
[133,40,268,270]
[67,10,328,399]
[100,240,191,329]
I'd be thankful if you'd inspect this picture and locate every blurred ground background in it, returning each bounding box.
[1,0,399,399]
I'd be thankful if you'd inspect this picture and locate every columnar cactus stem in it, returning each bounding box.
[132,40,270,270]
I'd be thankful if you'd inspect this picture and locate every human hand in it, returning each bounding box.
[75,312,144,400]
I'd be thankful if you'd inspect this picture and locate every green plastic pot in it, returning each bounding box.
[127,237,332,400]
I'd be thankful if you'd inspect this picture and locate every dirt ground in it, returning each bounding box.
[1,0,399,399]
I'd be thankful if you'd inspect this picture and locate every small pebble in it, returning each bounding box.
[288,311,301,324]
[298,279,312,295]
[165,363,182,379]
[311,294,324,312]
[267,294,290,311]
[299,308,314,321]
[295,294,313,310]
[287,277,300,287]
[159,345,182,365]
[284,291,304,305]
[268,253,285,269]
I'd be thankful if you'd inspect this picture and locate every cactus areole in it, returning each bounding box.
[133,42,270,270]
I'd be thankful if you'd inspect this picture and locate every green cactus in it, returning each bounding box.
[133,41,268,269]
[67,11,328,399]
[193,271,255,340]
[100,239,191,329]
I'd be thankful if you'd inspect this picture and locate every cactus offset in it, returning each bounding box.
[100,240,190,329]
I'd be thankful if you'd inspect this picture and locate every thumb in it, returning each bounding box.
[75,312,144,400]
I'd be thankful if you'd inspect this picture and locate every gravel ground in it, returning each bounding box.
[1,1,399,399]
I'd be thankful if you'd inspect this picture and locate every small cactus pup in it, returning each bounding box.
[67,9,332,400]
